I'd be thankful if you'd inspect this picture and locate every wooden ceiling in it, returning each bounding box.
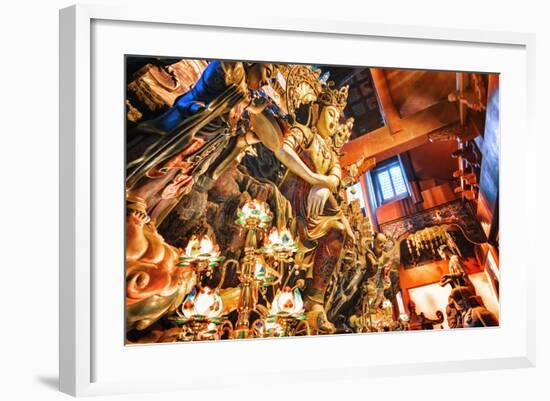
[340,68,462,176]
[384,69,456,119]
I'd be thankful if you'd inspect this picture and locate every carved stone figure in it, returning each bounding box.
[436,240,496,329]
[438,244,474,290]
[325,200,374,323]
[448,286,498,328]
[407,301,444,330]
[366,233,400,309]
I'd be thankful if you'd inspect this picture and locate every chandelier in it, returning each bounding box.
[172,199,310,341]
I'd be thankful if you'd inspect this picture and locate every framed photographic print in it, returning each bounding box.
[59,3,536,397]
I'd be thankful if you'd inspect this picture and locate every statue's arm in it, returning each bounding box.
[242,125,318,186]
[274,143,326,187]
[242,122,334,188]
[326,158,342,193]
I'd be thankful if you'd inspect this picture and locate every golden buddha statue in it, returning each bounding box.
[273,66,356,332]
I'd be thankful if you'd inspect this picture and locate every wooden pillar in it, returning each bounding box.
[370,68,402,134]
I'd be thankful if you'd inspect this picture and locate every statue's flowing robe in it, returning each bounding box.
[279,124,346,292]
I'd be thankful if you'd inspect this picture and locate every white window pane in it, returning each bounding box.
[377,170,394,200]
[390,165,407,195]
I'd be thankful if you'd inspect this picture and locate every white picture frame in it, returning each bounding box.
[59,3,536,397]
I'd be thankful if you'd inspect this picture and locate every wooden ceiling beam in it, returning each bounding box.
[370,68,402,134]
[340,100,460,167]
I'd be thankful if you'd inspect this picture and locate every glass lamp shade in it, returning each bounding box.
[181,286,223,320]
[265,321,285,336]
[235,199,273,229]
[254,259,267,280]
[253,258,278,285]
[261,227,298,256]
[253,319,285,337]
[179,235,224,267]
[270,287,304,316]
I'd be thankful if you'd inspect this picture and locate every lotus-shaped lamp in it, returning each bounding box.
[254,258,267,281]
[261,227,298,257]
[270,286,304,317]
[235,199,273,230]
[252,258,278,286]
[181,286,223,320]
[265,320,285,337]
[179,235,224,269]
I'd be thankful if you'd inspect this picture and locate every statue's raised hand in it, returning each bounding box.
[307,185,330,219]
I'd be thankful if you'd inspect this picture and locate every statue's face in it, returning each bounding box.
[316,105,340,138]
[374,233,387,254]
[247,63,275,90]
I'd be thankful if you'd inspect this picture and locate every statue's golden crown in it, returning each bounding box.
[285,65,349,117]
[317,84,349,112]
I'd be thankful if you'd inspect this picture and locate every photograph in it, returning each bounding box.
[124,58,500,344]
[1,0,546,399]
